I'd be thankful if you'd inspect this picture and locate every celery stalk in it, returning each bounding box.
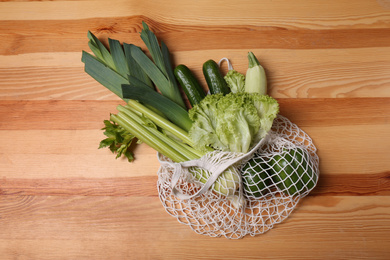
[111,113,188,163]
[126,100,194,147]
[121,103,204,158]
[116,106,200,161]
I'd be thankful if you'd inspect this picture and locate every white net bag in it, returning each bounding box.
[157,115,320,239]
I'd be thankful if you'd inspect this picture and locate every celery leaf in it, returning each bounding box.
[99,120,136,162]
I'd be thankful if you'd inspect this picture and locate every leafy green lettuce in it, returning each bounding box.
[188,93,279,154]
[224,69,245,93]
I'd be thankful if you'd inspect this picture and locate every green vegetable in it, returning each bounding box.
[191,166,240,198]
[82,23,186,111]
[81,49,129,100]
[111,113,187,163]
[174,64,206,107]
[123,43,153,88]
[122,80,192,132]
[203,59,230,95]
[135,22,186,108]
[224,69,245,93]
[245,52,267,95]
[127,99,194,147]
[82,31,155,101]
[188,92,279,154]
[109,100,239,197]
[83,22,260,201]
[129,44,186,109]
[269,147,317,196]
[242,157,272,198]
[99,119,137,162]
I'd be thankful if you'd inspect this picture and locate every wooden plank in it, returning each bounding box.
[2,18,390,55]
[0,177,159,197]
[0,195,389,259]
[0,100,123,130]
[306,124,390,175]
[2,47,390,99]
[1,0,389,31]
[1,99,388,130]
[0,152,160,178]
[1,169,390,197]
[0,123,389,178]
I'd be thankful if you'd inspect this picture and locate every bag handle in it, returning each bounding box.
[161,135,269,200]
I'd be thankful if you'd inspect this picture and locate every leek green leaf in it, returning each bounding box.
[87,31,115,70]
[161,41,183,102]
[123,43,153,88]
[140,22,167,75]
[137,23,186,108]
[122,83,192,132]
[81,51,128,100]
[108,38,129,78]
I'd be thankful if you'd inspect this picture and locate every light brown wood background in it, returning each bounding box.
[1,0,390,259]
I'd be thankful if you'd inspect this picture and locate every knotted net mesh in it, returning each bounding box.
[157,115,320,239]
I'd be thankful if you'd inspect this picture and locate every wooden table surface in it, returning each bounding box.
[1,0,390,259]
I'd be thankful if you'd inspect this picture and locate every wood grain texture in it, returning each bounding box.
[2,47,390,99]
[0,195,389,259]
[1,0,390,259]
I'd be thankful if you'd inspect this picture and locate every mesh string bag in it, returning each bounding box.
[157,115,320,239]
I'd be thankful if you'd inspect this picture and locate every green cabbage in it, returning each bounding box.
[188,92,279,154]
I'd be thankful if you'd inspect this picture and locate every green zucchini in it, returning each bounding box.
[174,64,206,106]
[202,59,230,95]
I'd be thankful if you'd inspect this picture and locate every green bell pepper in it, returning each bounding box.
[270,147,317,196]
[241,157,272,198]
[241,146,317,198]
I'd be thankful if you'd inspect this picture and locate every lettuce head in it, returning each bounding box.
[188,92,279,154]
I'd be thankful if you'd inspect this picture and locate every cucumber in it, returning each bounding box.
[202,59,230,95]
[174,64,206,106]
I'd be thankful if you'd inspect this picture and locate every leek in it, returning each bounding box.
[129,44,186,109]
[135,22,186,109]
[82,51,128,100]
[122,82,192,132]
[123,43,153,88]
[82,27,186,113]
[87,31,115,69]
[109,38,129,79]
